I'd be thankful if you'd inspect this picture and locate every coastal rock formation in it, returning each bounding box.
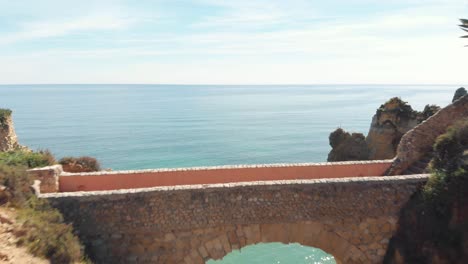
[328,97,441,162]
[453,87,467,102]
[366,98,420,160]
[327,128,369,161]
[0,109,21,152]
[384,121,468,263]
[387,94,468,175]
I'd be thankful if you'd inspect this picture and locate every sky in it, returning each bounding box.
[0,0,467,84]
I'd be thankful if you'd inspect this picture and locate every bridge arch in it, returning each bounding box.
[42,175,428,264]
[181,222,368,264]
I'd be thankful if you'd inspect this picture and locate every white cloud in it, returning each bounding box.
[0,0,467,84]
[0,13,133,45]
[192,0,322,28]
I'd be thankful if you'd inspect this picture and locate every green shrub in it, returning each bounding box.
[425,120,468,208]
[328,128,349,148]
[0,150,55,168]
[17,197,82,264]
[0,151,87,263]
[420,104,441,121]
[59,156,101,172]
[376,97,417,120]
[431,120,468,175]
[0,108,12,126]
[385,119,468,263]
[0,108,12,117]
[0,164,32,207]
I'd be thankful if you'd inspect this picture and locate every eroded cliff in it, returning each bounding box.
[384,120,468,264]
[327,95,442,162]
[0,109,21,152]
[366,97,422,160]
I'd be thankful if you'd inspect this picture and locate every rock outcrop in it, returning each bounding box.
[453,87,467,102]
[327,97,440,162]
[0,109,21,152]
[384,121,468,263]
[366,98,421,160]
[387,94,468,175]
[327,128,369,161]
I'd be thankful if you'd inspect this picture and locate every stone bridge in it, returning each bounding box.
[35,160,429,264]
[31,95,468,264]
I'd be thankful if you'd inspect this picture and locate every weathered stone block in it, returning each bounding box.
[27,165,62,193]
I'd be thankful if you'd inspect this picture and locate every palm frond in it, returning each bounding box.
[460,19,468,44]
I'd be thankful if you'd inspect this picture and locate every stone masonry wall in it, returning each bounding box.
[27,165,63,193]
[42,175,428,264]
[388,95,468,175]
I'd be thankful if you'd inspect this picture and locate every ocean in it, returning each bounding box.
[0,84,459,263]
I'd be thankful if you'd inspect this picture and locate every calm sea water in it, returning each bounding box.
[0,85,457,170]
[207,243,336,264]
[0,84,459,263]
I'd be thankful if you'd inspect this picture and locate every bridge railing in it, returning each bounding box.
[29,160,393,193]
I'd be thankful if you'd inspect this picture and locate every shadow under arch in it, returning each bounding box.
[183,221,369,264]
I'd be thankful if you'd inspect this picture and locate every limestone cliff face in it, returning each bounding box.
[387,95,468,175]
[0,109,21,152]
[366,98,420,160]
[327,97,441,162]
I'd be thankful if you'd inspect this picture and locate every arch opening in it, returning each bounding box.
[182,222,369,264]
[207,242,336,264]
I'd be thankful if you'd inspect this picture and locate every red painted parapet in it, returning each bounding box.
[58,160,393,192]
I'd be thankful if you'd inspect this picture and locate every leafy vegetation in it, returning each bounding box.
[0,108,12,118]
[452,87,467,102]
[327,128,369,161]
[420,104,441,121]
[0,150,87,263]
[0,150,55,168]
[460,19,468,40]
[16,198,82,264]
[384,120,468,263]
[375,97,439,124]
[375,97,417,120]
[0,164,33,207]
[0,108,12,126]
[59,156,101,172]
[430,120,468,175]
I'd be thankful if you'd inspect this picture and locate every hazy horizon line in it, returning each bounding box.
[0,83,465,86]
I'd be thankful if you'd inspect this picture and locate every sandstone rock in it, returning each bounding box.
[328,96,442,161]
[27,165,62,193]
[366,97,419,160]
[0,109,21,152]
[452,87,467,102]
[387,94,468,175]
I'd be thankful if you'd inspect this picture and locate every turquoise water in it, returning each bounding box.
[0,84,460,262]
[0,85,457,170]
[207,243,336,264]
